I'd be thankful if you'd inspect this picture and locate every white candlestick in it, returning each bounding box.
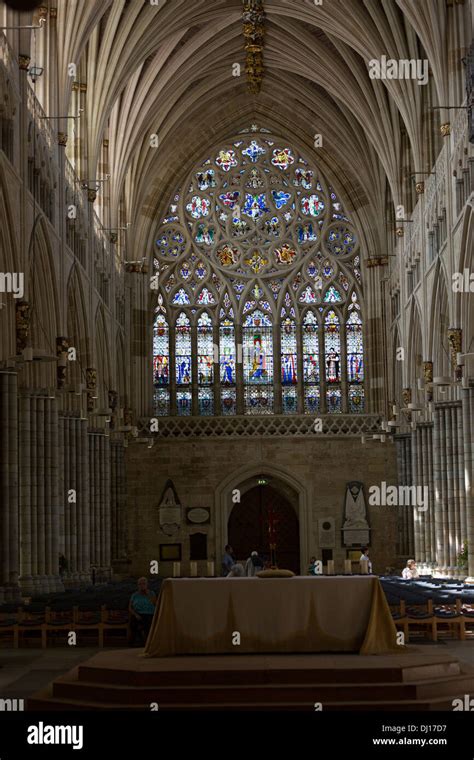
[190,561,198,577]
[360,559,369,574]
[344,559,352,574]
[327,560,335,575]
[172,562,181,578]
[207,561,215,577]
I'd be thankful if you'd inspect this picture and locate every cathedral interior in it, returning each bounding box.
[0,0,473,722]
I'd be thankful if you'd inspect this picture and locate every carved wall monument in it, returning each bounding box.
[342,481,370,546]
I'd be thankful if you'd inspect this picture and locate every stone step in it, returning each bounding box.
[51,671,474,705]
[27,685,467,713]
[77,653,462,687]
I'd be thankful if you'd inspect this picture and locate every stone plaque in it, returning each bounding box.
[343,529,370,547]
[318,518,335,549]
[187,508,210,525]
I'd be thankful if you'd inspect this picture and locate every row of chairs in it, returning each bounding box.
[0,605,130,648]
[390,599,474,641]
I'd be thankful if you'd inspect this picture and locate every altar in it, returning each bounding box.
[143,576,399,657]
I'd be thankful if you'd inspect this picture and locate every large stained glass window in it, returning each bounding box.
[197,312,214,415]
[324,310,342,413]
[243,310,273,414]
[153,129,365,417]
[281,317,298,414]
[153,313,170,415]
[220,318,236,415]
[302,311,320,414]
[175,312,192,416]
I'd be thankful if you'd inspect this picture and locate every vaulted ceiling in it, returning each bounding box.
[46,0,461,261]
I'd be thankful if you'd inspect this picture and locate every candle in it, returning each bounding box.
[190,561,198,577]
[360,559,369,574]
[207,561,215,577]
[327,560,335,575]
[172,562,181,577]
[344,559,352,574]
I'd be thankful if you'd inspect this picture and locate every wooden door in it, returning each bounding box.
[228,484,300,573]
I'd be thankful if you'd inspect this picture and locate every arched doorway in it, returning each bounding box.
[228,484,300,573]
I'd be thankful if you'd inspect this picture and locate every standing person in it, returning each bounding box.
[245,550,264,577]
[359,547,373,574]
[221,544,235,576]
[307,556,317,575]
[402,559,419,579]
[58,553,67,577]
[128,577,157,647]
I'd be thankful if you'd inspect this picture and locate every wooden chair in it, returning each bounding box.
[100,605,129,647]
[434,599,466,640]
[45,605,75,647]
[391,599,409,642]
[460,602,474,638]
[17,605,49,648]
[407,599,437,641]
[73,605,103,646]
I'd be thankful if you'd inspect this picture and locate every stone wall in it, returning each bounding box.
[125,436,398,577]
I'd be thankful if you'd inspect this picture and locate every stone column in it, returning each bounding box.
[0,372,20,602]
[422,424,435,566]
[433,406,446,572]
[80,418,91,582]
[111,439,127,565]
[104,434,111,577]
[395,434,414,556]
[30,396,39,590]
[411,428,421,559]
[462,387,474,577]
[36,396,46,590]
[19,392,33,594]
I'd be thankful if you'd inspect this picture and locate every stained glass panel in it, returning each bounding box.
[221,387,237,416]
[175,312,191,416]
[243,310,273,414]
[346,310,364,383]
[348,385,365,413]
[304,386,320,414]
[303,311,319,384]
[324,310,341,383]
[281,318,297,385]
[197,312,214,388]
[198,388,214,416]
[220,319,236,387]
[153,314,170,416]
[326,387,342,414]
[282,386,298,414]
[177,390,192,416]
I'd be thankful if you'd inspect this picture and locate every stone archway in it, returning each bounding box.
[215,464,310,575]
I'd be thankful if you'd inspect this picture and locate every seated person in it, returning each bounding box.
[402,559,419,580]
[227,563,245,577]
[128,576,157,646]
[245,550,264,577]
[221,544,235,576]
